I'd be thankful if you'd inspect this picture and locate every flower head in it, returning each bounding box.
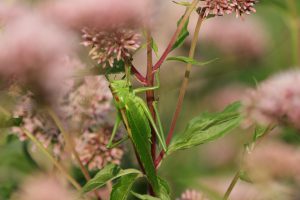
[11,94,64,156]
[230,0,257,17]
[76,128,124,170]
[0,14,77,104]
[200,0,232,17]
[41,0,150,31]
[82,27,140,68]
[243,70,300,129]
[13,175,76,200]
[177,189,209,200]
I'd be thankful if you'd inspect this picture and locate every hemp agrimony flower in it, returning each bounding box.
[231,0,258,17]
[243,70,300,129]
[82,28,140,68]
[177,189,209,200]
[200,0,232,17]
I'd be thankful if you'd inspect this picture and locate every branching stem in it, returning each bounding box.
[155,12,205,167]
[153,0,199,72]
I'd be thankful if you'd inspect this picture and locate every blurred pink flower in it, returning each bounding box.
[40,0,151,31]
[75,128,124,170]
[13,174,77,200]
[177,189,209,200]
[197,17,269,59]
[243,70,300,129]
[0,14,77,104]
[244,140,300,182]
[207,84,248,110]
[0,2,27,25]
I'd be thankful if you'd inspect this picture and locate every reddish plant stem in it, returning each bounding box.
[155,12,205,167]
[145,29,156,197]
[131,64,147,85]
[145,29,156,161]
[153,0,199,72]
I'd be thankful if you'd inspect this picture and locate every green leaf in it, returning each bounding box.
[158,177,171,200]
[253,125,269,142]
[168,102,242,154]
[110,173,141,200]
[172,1,191,6]
[167,56,218,66]
[0,115,22,128]
[172,15,189,51]
[82,164,141,193]
[151,38,159,58]
[239,170,252,183]
[131,192,161,200]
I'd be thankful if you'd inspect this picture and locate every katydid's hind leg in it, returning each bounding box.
[133,72,160,94]
[137,98,167,152]
[152,101,165,146]
[107,114,121,148]
[108,135,129,149]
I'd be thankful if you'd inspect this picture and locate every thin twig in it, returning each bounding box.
[153,0,199,72]
[0,105,82,190]
[47,108,91,181]
[155,12,205,167]
[222,125,275,200]
[22,127,82,190]
[223,170,240,200]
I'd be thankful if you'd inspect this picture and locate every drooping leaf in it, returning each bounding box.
[171,15,189,51]
[253,125,269,142]
[131,192,161,200]
[82,164,141,193]
[0,115,22,128]
[151,38,159,58]
[239,170,252,183]
[168,102,242,154]
[158,177,171,200]
[110,173,141,200]
[167,56,218,66]
[172,1,191,6]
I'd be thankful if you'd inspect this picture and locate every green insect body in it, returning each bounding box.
[108,79,166,195]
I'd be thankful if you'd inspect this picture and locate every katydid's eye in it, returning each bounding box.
[115,96,120,102]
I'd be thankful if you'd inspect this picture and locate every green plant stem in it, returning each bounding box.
[47,108,103,200]
[153,0,199,71]
[222,125,275,200]
[47,108,91,181]
[145,28,156,196]
[287,0,300,66]
[0,105,82,190]
[155,12,205,167]
[22,127,82,190]
[223,170,240,200]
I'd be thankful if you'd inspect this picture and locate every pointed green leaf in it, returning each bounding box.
[131,192,161,200]
[0,115,22,128]
[239,170,252,183]
[172,1,192,6]
[82,164,141,193]
[167,56,218,66]
[110,173,141,200]
[151,38,159,58]
[172,15,189,51]
[158,177,171,200]
[168,102,242,154]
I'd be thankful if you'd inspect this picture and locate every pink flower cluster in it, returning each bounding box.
[243,70,300,129]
